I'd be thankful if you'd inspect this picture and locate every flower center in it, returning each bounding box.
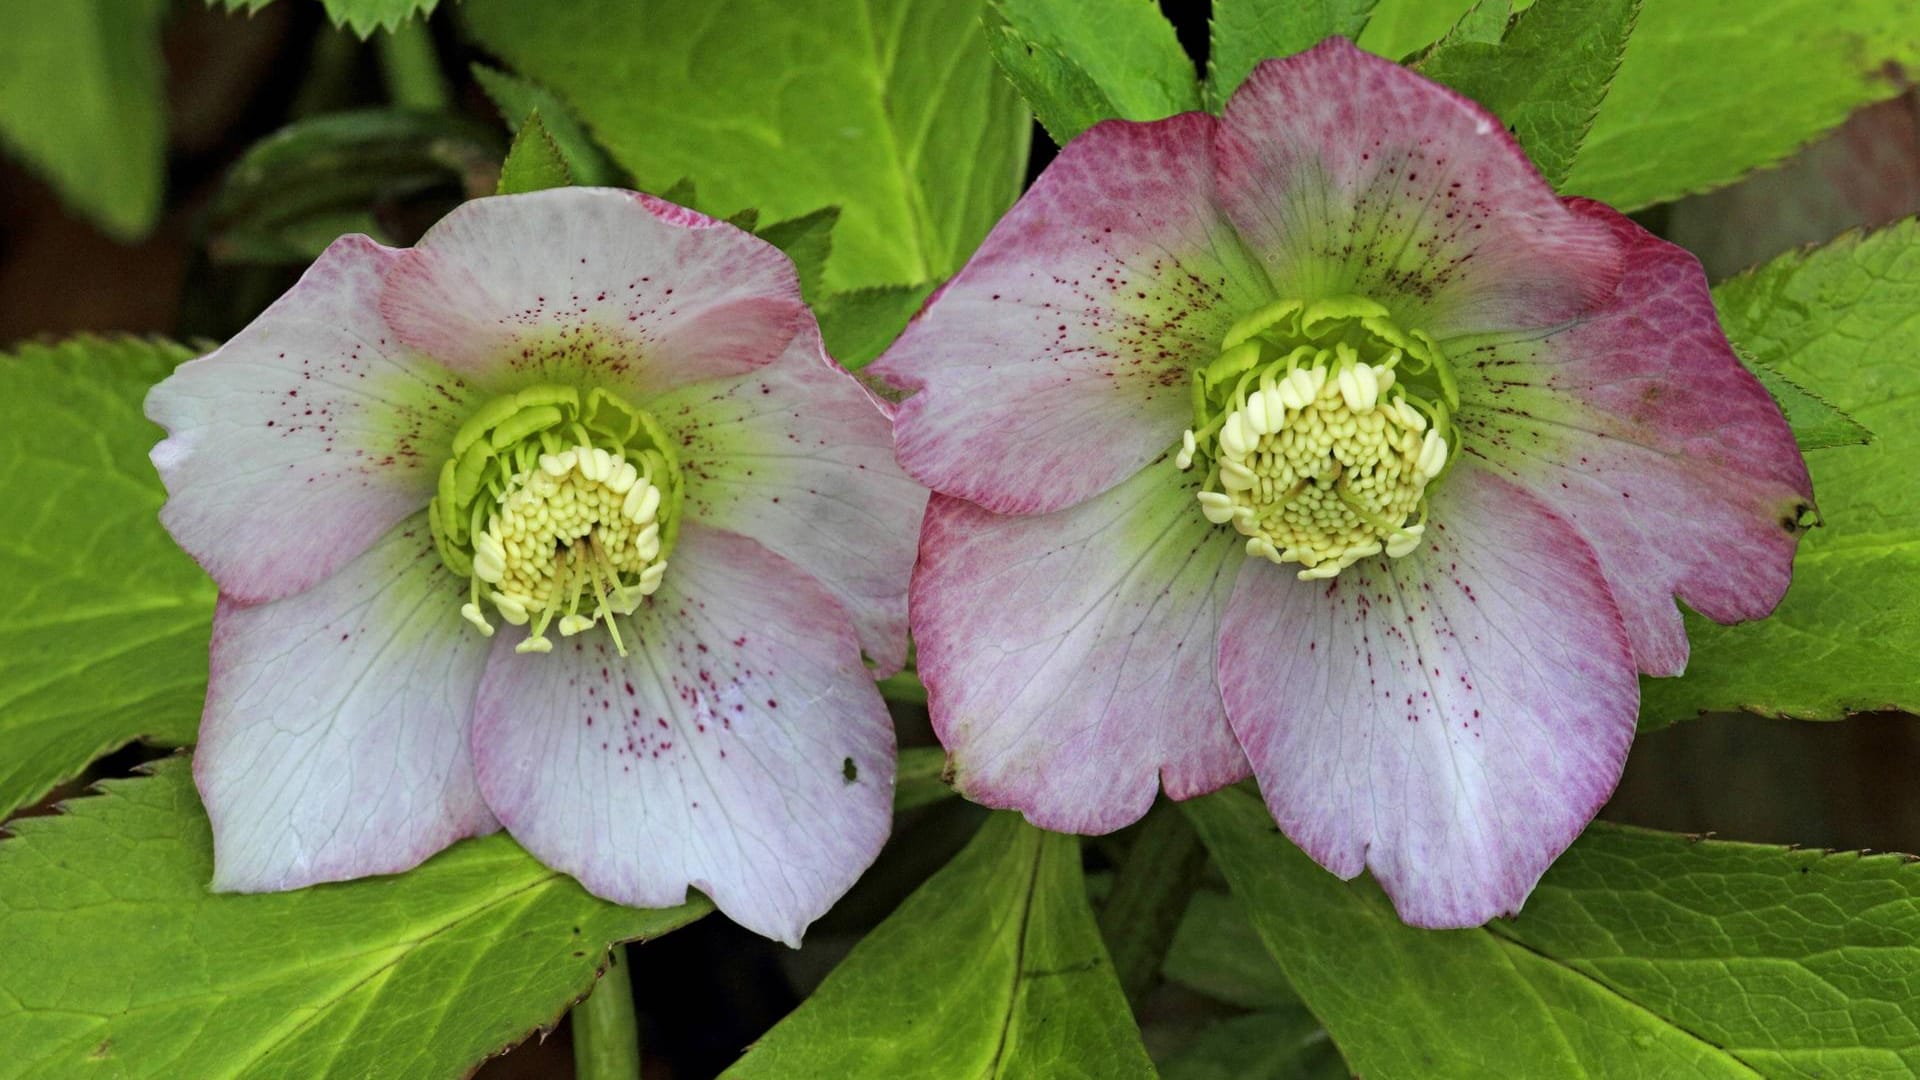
[429,384,683,655]
[1177,297,1459,579]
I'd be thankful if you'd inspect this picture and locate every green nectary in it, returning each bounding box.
[1177,296,1461,579]
[428,383,684,655]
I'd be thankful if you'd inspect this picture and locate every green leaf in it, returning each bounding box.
[725,813,1154,1079]
[1567,1,1920,210]
[756,207,840,306]
[1416,0,1639,189]
[1205,0,1377,107]
[1189,785,1920,1078]
[495,109,572,195]
[987,0,1199,143]
[816,282,937,369]
[461,0,1031,293]
[0,0,167,240]
[1738,347,1873,452]
[0,338,212,822]
[1642,220,1920,724]
[210,0,440,38]
[1163,889,1300,1010]
[892,746,953,812]
[1357,0,1484,59]
[1436,0,1513,47]
[0,758,705,1077]
[471,64,622,187]
[1159,1009,1346,1080]
[205,109,502,264]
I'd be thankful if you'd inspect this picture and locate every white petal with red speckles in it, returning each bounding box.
[380,188,808,398]
[1218,466,1637,928]
[470,523,893,946]
[1458,199,1814,676]
[870,113,1272,516]
[1215,39,1622,338]
[148,235,476,603]
[655,323,924,674]
[913,464,1249,834]
[195,511,496,892]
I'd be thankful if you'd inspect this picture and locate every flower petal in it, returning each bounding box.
[870,113,1272,515]
[195,512,496,892]
[470,523,893,946]
[380,188,808,397]
[914,463,1249,834]
[147,235,476,603]
[1218,465,1637,928]
[1214,38,1623,338]
[1459,199,1814,675]
[657,323,925,674]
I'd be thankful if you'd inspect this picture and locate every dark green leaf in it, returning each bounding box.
[472,64,622,187]
[462,0,1030,292]
[726,813,1154,1079]
[210,0,440,38]
[495,109,572,195]
[892,746,952,812]
[0,337,211,822]
[817,283,937,369]
[1164,889,1300,1010]
[1205,0,1377,107]
[1159,1009,1346,1080]
[984,27,1122,146]
[0,757,706,1077]
[756,207,839,305]
[988,0,1199,142]
[1416,0,1640,189]
[1643,220,1920,723]
[1737,346,1872,452]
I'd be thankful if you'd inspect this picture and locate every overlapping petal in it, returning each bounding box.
[1218,466,1637,927]
[380,188,809,398]
[469,523,894,946]
[148,235,477,603]
[1458,200,1814,675]
[869,112,1272,515]
[913,463,1249,834]
[1214,39,1623,339]
[195,512,496,892]
[656,323,924,674]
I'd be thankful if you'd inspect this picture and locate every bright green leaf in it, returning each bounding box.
[0,758,705,1077]
[0,338,212,822]
[1159,1009,1346,1080]
[1205,0,1377,107]
[1190,785,1920,1078]
[756,207,840,306]
[1358,0,1484,59]
[988,0,1199,142]
[1643,220,1920,724]
[1416,0,1639,189]
[726,813,1154,1079]
[210,0,440,38]
[1738,347,1873,452]
[1567,1,1920,210]
[816,282,937,369]
[495,109,571,195]
[461,0,1031,293]
[471,64,622,187]
[0,0,167,240]
[1436,0,1513,47]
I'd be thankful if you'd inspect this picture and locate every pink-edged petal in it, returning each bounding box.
[470,523,893,946]
[195,511,496,892]
[656,322,924,675]
[913,462,1250,834]
[1215,38,1623,338]
[1459,199,1814,675]
[147,235,476,603]
[380,188,808,397]
[1219,466,1637,928]
[870,112,1272,515]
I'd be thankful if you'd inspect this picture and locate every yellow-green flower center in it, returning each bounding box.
[429,384,683,655]
[1178,296,1459,579]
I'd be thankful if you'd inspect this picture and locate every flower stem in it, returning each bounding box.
[1097,798,1208,1009]
[375,20,451,112]
[875,669,928,706]
[574,946,641,1080]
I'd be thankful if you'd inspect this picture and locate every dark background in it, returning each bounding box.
[3,4,1917,1076]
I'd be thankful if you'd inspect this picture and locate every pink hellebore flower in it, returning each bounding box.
[148,188,925,945]
[872,40,1814,927]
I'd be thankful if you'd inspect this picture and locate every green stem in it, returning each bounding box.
[574,946,641,1080]
[1097,798,1208,1009]
[875,669,927,706]
[375,20,451,111]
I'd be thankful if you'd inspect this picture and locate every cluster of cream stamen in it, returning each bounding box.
[1176,297,1458,579]
[430,383,681,656]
